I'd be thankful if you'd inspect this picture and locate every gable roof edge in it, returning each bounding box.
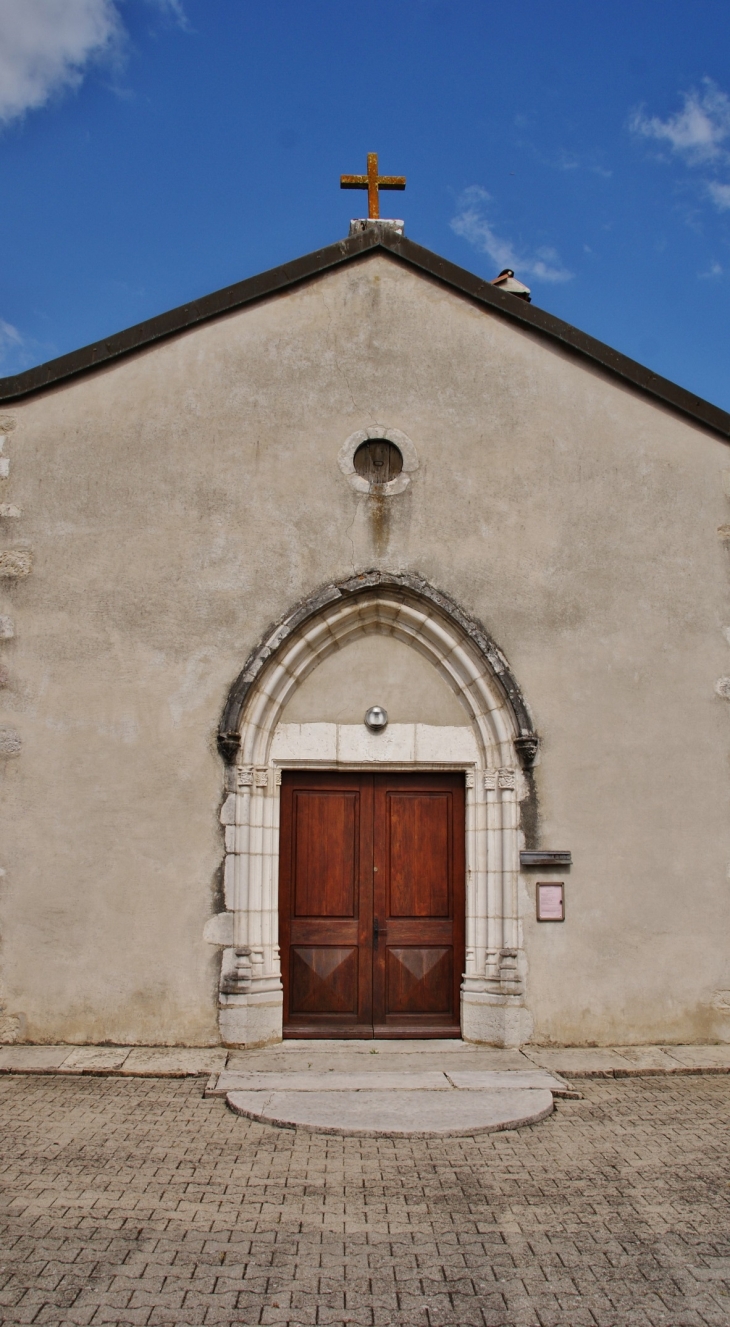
[0,228,728,441]
[387,234,730,441]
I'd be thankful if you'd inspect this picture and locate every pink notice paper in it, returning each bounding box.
[537,882,565,921]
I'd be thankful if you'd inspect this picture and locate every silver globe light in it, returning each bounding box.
[364,705,388,732]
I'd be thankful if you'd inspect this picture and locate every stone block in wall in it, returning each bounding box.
[0,1013,26,1044]
[0,726,21,756]
[0,549,32,578]
[203,912,234,946]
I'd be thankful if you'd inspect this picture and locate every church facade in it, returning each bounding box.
[0,223,729,1049]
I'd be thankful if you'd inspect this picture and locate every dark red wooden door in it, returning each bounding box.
[280,771,464,1038]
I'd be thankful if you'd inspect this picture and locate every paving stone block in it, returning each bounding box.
[60,1048,133,1073]
[524,1048,633,1076]
[0,1046,73,1072]
[661,1045,730,1071]
[207,1070,450,1096]
[444,1069,572,1094]
[120,1048,228,1077]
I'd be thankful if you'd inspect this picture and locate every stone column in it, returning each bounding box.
[498,768,522,995]
[218,764,283,1048]
[461,765,533,1047]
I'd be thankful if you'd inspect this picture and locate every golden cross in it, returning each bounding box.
[340,152,406,220]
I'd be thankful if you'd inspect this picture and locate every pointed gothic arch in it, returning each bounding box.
[216,572,539,1049]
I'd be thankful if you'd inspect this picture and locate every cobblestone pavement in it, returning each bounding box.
[1,1074,729,1326]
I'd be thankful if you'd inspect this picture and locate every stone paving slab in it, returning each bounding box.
[226,1085,555,1136]
[661,1043,730,1069]
[444,1068,575,1095]
[207,1069,451,1096]
[0,1045,72,1072]
[602,1045,692,1072]
[526,1043,730,1076]
[525,1046,639,1075]
[225,1041,532,1073]
[0,1039,728,1081]
[120,1047,228,1076]
[59,1046,132,1072]
[0,1045,227,1076]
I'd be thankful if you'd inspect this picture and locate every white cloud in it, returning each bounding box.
[708,181,730,211]
[146,0,189,29]
[450,187,572,283]
[0,0,122,126]
[631,79,730,163]
[0,317,32,373]
[0,318,22,350]
[631,79,730,220]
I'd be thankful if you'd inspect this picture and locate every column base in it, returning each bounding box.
[461,989,534,1048]
[218,989,283,1048]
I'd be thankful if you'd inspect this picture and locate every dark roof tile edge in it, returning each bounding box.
[1,228,728,440]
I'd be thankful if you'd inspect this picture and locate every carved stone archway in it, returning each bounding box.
[215,572,539,1048]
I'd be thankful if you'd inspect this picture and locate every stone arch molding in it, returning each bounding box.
[213,572,539,1049]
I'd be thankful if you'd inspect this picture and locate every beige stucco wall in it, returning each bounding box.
[279,635,470,726]
[1,250,729,1045]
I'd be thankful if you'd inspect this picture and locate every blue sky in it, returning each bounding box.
[1,0,729,409]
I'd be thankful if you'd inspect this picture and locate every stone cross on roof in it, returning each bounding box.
[340,152,406,220]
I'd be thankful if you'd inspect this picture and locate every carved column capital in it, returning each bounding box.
[498,768,516,790]
[237,764,272,791]
[218,731,241,764]
[515,734,539,768]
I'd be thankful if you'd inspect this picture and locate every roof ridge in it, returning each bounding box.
[1,228,728,440]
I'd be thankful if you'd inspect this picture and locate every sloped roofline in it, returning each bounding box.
[1,226,728,439]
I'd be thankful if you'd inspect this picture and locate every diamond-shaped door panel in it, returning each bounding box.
[290,947,358,1015]
[386,947,452,1015]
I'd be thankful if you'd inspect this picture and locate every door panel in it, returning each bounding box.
[280,770,464,1038]
[373,773,464,1036]
[290,947,359,1015]
[293,790,358,917]
[386,947,452,1015]
[280,772,373,1034]
[387,792,451,916]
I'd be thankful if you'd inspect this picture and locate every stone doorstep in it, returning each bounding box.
[225,1086,556,1138]
[204,1067,578,1098]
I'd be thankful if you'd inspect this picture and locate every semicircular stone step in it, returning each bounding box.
[225,1087,554,1137]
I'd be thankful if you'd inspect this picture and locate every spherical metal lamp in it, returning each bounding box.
[364,706,388,732]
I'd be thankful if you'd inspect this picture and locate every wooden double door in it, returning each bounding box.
[279,771,465,1038]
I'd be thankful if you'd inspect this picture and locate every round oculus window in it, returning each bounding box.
[352,439,403,484]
